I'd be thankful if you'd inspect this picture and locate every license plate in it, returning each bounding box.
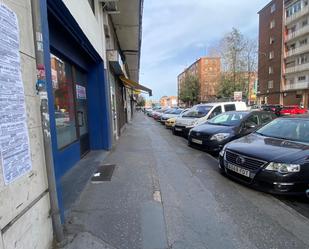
[192,138,202,145]
[227,163,250,178]
[175,128,182,131]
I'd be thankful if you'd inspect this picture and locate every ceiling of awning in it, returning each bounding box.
[104,0,143,82]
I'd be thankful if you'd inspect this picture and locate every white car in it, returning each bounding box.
[160,108,184,123]
[173,102,247,136]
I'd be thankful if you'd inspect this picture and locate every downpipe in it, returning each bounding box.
[30,0,64,242]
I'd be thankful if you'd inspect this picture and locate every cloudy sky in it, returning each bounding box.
[139,0,270,100]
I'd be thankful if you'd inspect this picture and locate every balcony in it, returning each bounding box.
[285,62,309,74]
[286,25,309,42]
[286,43,309,57]
[285,5,309,25]
[283,81,309,91]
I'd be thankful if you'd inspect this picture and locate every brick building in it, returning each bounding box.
[177,57,221,104]
[160,96,178,107]
[258,0,309,108]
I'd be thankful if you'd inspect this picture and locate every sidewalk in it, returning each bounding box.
[60,113,168,249]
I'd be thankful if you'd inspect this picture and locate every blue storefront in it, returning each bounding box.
[40,0,112,218]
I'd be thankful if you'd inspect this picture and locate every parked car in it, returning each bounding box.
[188,111,276,152]
[165,117,177,129]
[279,105,307,116]
[164,109,189,128]
[160,108,183,124]
[173,102,247,137]
[152,109,167,120]
[218,115,309,196]
[261,104,282,116]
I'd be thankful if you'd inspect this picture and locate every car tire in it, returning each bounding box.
[172,128,178,136]
[218,165,226,175]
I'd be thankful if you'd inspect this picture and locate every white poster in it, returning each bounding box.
[0,4,32,185]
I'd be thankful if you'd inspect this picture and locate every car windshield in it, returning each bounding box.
[171,109,183,114]
[208,112,247,126]
[256,118,309,143]
[183,105,213,118]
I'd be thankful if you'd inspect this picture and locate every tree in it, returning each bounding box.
[136,96,145,107]
[218,28,257,100]
[179,74,199,107]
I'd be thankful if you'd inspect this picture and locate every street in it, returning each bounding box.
[65,112,309,249]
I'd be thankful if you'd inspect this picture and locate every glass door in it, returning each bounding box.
[74,68,90,156]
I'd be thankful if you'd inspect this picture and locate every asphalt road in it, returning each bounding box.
[145,113,309,249]
[65,113,309,249]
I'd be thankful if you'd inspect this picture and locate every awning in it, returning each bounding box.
[120,76,152,96]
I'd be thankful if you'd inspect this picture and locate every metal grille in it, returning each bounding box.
[225,150,266,171]
[190,131,210,140]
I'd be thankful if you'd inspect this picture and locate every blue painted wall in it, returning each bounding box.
[40,0,112,219]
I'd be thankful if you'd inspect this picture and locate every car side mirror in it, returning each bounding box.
[245,122,256,129]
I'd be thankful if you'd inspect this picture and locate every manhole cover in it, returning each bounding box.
[91,164,116,183]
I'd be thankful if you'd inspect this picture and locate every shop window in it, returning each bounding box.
[51,54,78,149]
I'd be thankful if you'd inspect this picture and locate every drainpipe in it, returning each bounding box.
[30,0,64,242]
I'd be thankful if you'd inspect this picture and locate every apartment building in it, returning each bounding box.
[258,0,284,105]
[258,0,309,108]
[177,57,221,104]
[160,96,178,107]
[284,0,309,107]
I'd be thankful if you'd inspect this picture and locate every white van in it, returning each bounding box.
[173,102,247,136]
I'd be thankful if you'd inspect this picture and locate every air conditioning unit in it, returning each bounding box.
[100,0,120,14]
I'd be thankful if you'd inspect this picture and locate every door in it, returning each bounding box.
[74,68,90,156]
[111,89,118,139]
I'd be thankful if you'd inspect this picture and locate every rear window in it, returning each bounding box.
[224,104,236,112]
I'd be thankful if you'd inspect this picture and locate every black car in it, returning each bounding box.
[261,104,282,116]
[188,111,276,152]
[219,115,309,196]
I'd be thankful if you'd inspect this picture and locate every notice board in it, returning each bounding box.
[0,4,32,185]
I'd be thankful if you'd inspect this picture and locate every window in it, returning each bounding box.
[300,38,308,46]
[269,66,274,74]
[269,51,274,59]
[246,115,259,126]
[299,55,308,64]
[298,75,306,81]
[260,113,274,124]
[51,54,78,149]
[208,106,222,119]
[268,80,274,89]
[302,19,308,27]
[270,37,275,44]
[270,20,275,29]
[271,3,276,13]
[224,104,236,112]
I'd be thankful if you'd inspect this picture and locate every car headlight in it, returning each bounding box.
[210,133,231,142]
[265,162,301,173]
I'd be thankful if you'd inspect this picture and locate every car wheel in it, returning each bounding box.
[218,165,226,175]
[172,128,178,135]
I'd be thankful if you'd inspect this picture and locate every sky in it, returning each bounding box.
[139,0,270,100]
